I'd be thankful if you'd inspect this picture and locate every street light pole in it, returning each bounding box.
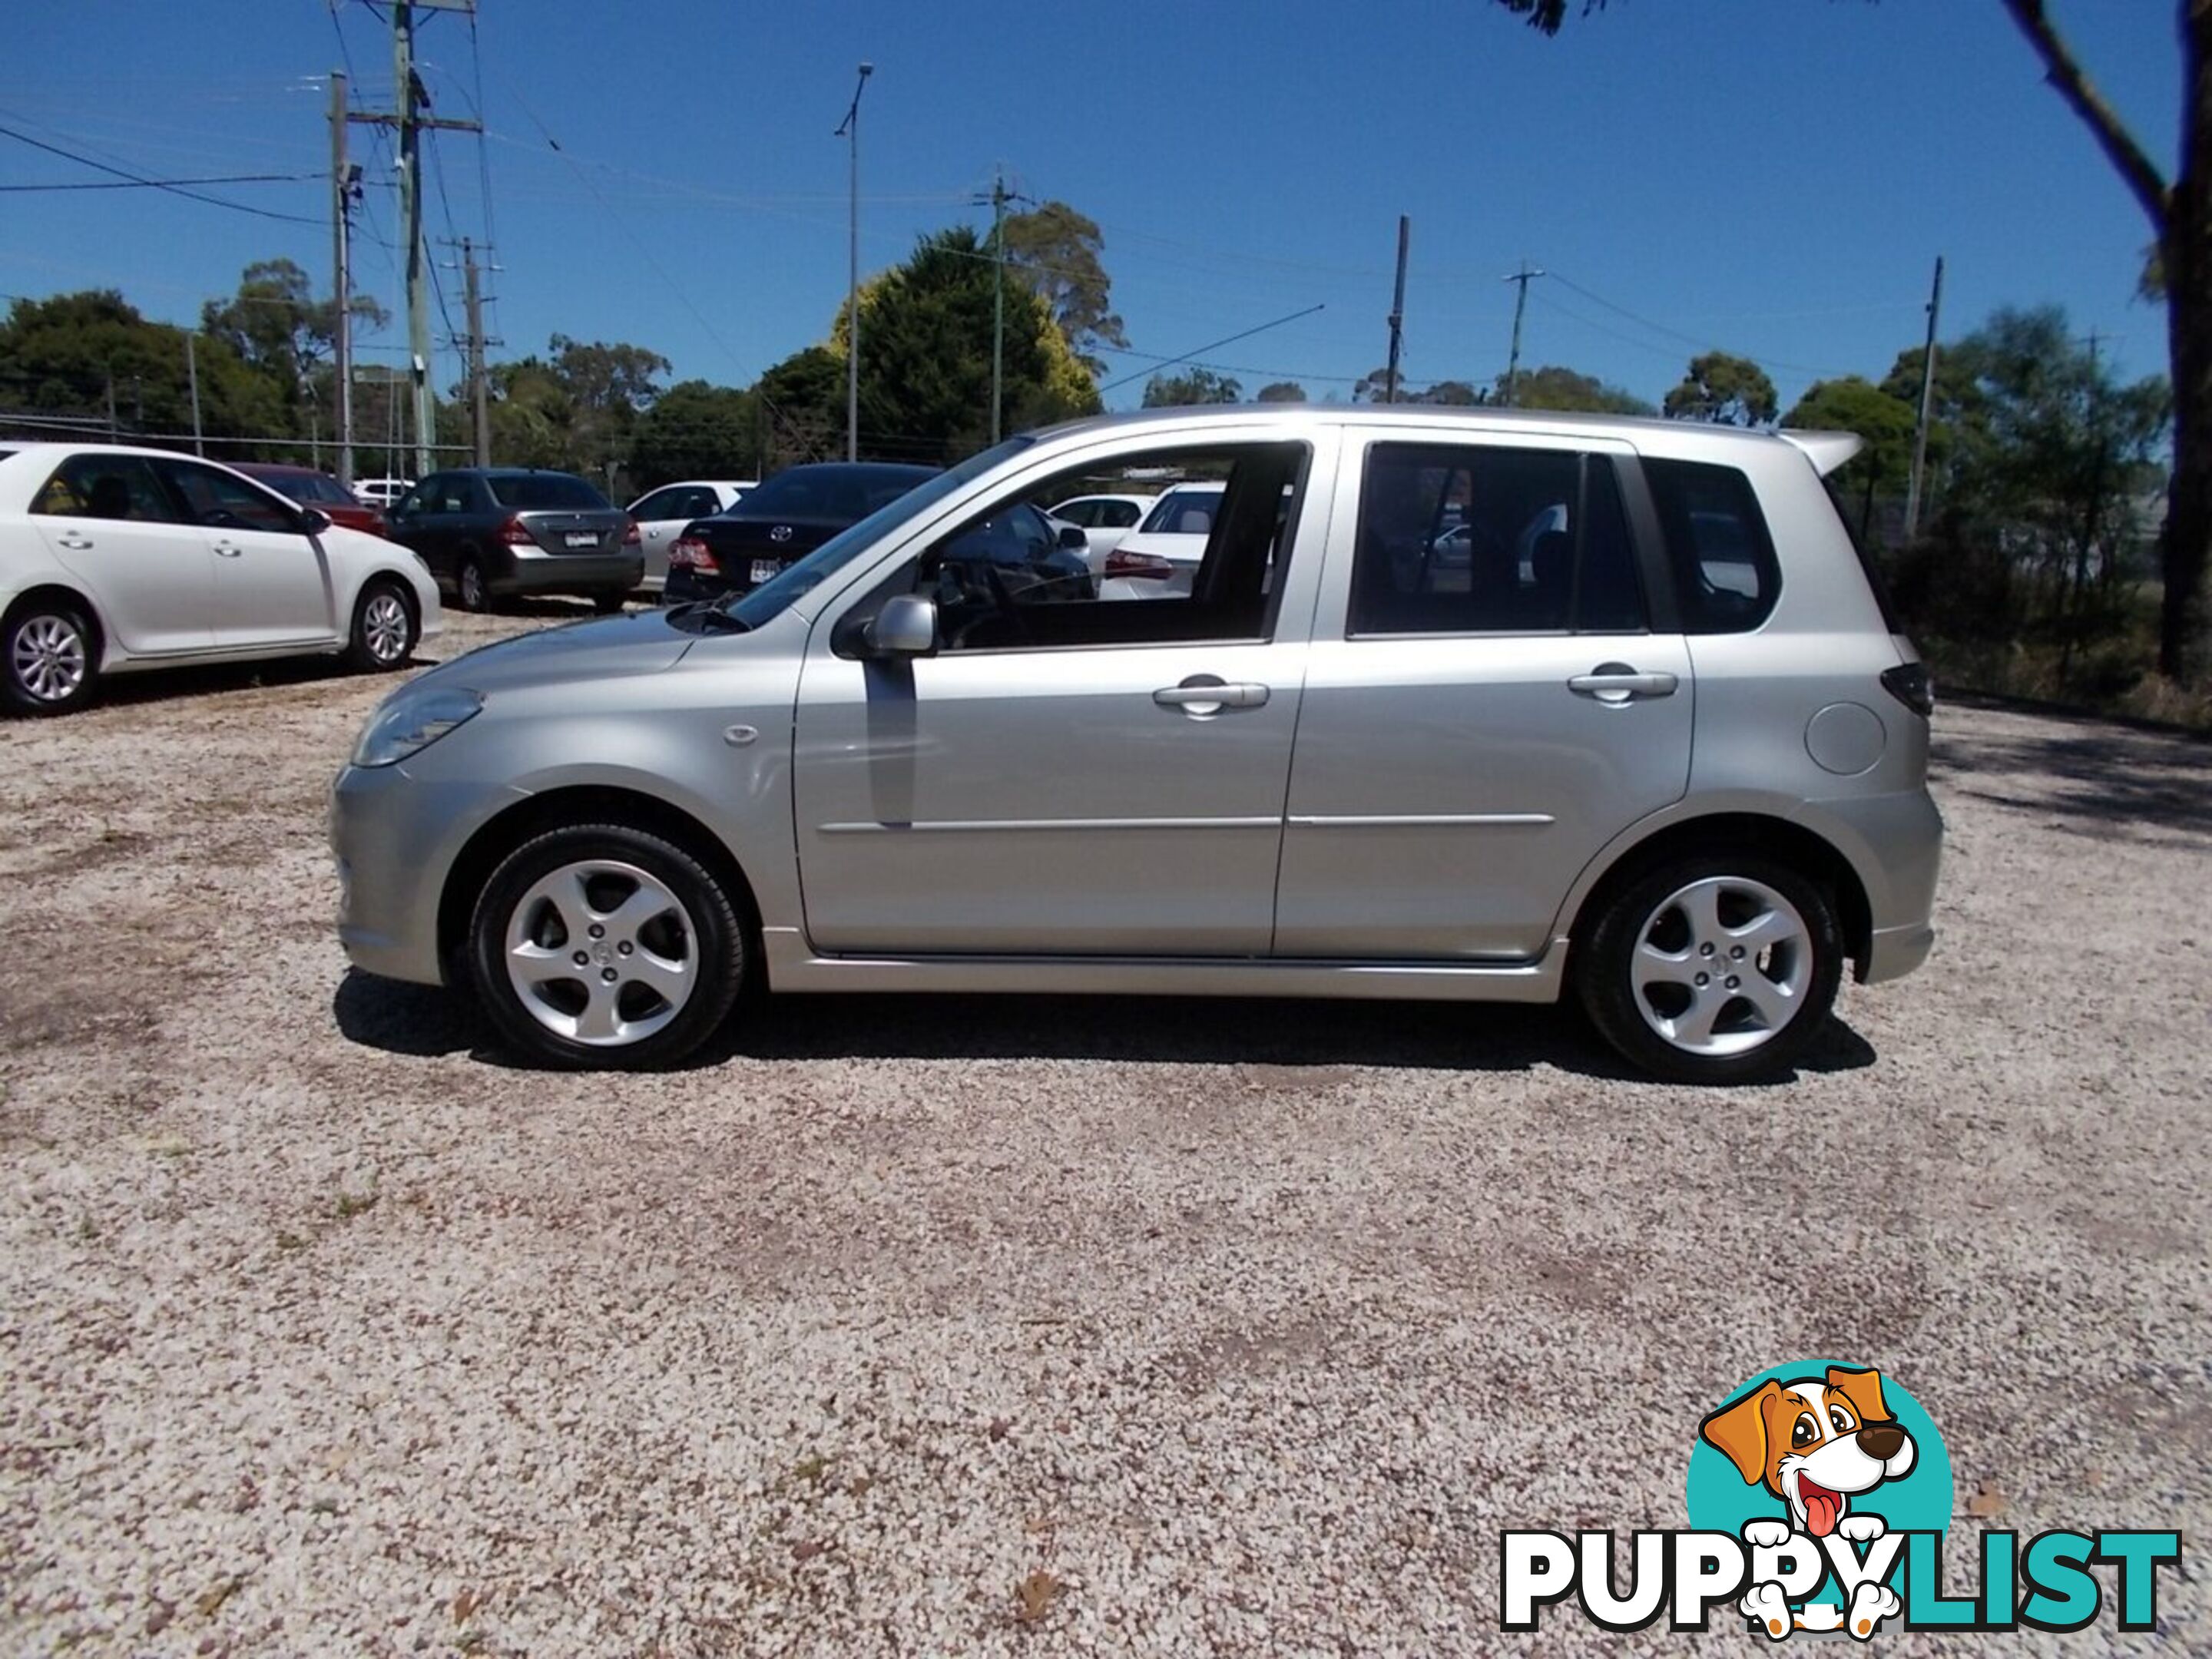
[835,62,873,463]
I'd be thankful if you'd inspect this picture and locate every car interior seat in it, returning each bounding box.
[87,475,134,519]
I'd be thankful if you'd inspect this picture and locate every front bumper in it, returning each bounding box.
[330,760,518,986]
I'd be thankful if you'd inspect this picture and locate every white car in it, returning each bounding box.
[625,478,755,593]
[353,476,413,509]
[0,442,442,715]
[1044,491,1159,571]
[1094,482,1224,598]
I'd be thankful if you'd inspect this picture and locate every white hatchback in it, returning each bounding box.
[0,442,442,714]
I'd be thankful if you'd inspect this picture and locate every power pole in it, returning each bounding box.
[1383,215,1410,405]
[835,63,873,463]
[345,2,480,482]
[1502,262,1543,408]
[185,333,204,456]
[461,237,494,465]
[329,68,355,488]
[1903,255,1945,541]
[991,167,1008,445]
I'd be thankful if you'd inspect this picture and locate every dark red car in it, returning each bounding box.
[233,463,388,536]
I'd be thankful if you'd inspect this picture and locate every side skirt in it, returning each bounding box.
[760,927,1571,1004]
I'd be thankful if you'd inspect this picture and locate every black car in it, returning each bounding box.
[661,462,939,604]
[385,468,641,613]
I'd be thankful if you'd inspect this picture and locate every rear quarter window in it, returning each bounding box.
[1641,457,1781,633]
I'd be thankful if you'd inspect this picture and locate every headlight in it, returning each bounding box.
[350,687,484,768]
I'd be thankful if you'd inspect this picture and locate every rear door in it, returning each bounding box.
[30,452,217,655]
[1273,429,1693,960]
[154,457,335,647]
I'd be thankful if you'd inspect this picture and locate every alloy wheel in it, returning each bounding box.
[363,591,410,664]
[502,859,699,1046]
[11,614,88,704]
[1628,874,1813,1058]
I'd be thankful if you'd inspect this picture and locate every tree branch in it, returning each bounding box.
[1999,0,2172,234]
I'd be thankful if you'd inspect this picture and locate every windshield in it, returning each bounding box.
[724,439,1033,628]
[488,473,609,511]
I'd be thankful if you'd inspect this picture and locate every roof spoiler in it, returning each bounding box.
[1777,429,1865,478]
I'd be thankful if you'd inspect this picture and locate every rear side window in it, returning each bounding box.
[1642,458,1781,632]
[1349,443,1645,635]
[1142,491,1223,534]
[488,472,608,511]
[31,454,180,522]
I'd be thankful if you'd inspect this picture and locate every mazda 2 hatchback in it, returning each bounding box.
[332,406,1941,1084]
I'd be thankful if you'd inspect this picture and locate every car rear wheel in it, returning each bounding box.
[3,600,98,716]
[467,823,749,1070]
[343,580,417,672]
[1578,854,1842,1085]
[591,590,627,615]
[455,555,489,613]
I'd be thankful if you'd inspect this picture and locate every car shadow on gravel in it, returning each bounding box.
[333,969,1877,1081]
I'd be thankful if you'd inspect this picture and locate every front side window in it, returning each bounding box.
[157,459,303,533]
[631,487,680,521]
[895,442,1309,654]
[31,454,179,522]
[1349,442,1644,635]
[1097,499,1144,528]
[1052,498,1101,528]
[1643,457,1781,632]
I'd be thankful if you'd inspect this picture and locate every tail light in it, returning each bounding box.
[1880,662,1934,717]
[498,515,535,547]
[366,512,387,537]
[623,519,641,547]
[1104,548,1174,581]
[669,535,718,574]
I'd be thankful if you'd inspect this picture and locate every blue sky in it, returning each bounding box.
[0,1,2182,417]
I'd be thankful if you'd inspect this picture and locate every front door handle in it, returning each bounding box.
[1154,677,1270,715]
[212,541,244,558]
[1568,664,1678,704]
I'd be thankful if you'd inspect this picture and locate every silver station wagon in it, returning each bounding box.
[331,406,1941,1084]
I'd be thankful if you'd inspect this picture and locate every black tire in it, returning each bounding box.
[2,598,100,716]
[342,579,418,673]
[1576,853,1843,1086]
[466,822,750,1071]
[591,590,628,616]
[455,554,489,613]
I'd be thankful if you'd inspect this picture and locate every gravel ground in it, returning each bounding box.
[1,608,2206,1656]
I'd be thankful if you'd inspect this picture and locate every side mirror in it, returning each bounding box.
[863,593,937,657]
[299,508,332,535]
[1056,523,1088,552]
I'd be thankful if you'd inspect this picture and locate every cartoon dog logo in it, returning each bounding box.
[1700,1364,1917,1639]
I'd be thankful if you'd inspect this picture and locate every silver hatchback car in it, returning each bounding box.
[331,406,1940,1084]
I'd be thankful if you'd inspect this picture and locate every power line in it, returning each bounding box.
[0,118,322,225]
[0,171,320,194]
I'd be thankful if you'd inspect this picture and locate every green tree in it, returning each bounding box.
[1664,351,1779,427]
[1142,366,1242,406]
[754,344,846,467]
[0,289,282,445]
[628,379,760,489]
[1782,376,1919,505]
[1496,0,2212,683]
[201,260,386,396]
[1002,200,1128,375]
[1255,380,1308,402]
[1505,363,1653,416]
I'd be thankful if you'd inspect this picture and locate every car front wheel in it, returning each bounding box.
[1577,854,1842,1085]
[3,599,99,715]
[467,823,749,1069]
[343,580,417,672]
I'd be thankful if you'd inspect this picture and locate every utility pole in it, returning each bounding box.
[835,63,873,462]
[1502,261,1543,408]
[1903,255,1945,541]
[185,333,204,455]
[329,68,355,488]
[461,237,494,465]
[1383,215,1409,405]
[990,167,1008,444]
[344,2,480,482]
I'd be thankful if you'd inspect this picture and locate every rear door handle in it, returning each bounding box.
[1154,677,1270,714]
[212,540,244,558]
[1568,665,1678,703]
[55,532,93,550]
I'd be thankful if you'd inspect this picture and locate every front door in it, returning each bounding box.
[791,435,1327,956]
[1274,432,1694,960]
[155,458,334,646]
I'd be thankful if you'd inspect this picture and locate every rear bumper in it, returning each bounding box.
[492,549,642,597]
